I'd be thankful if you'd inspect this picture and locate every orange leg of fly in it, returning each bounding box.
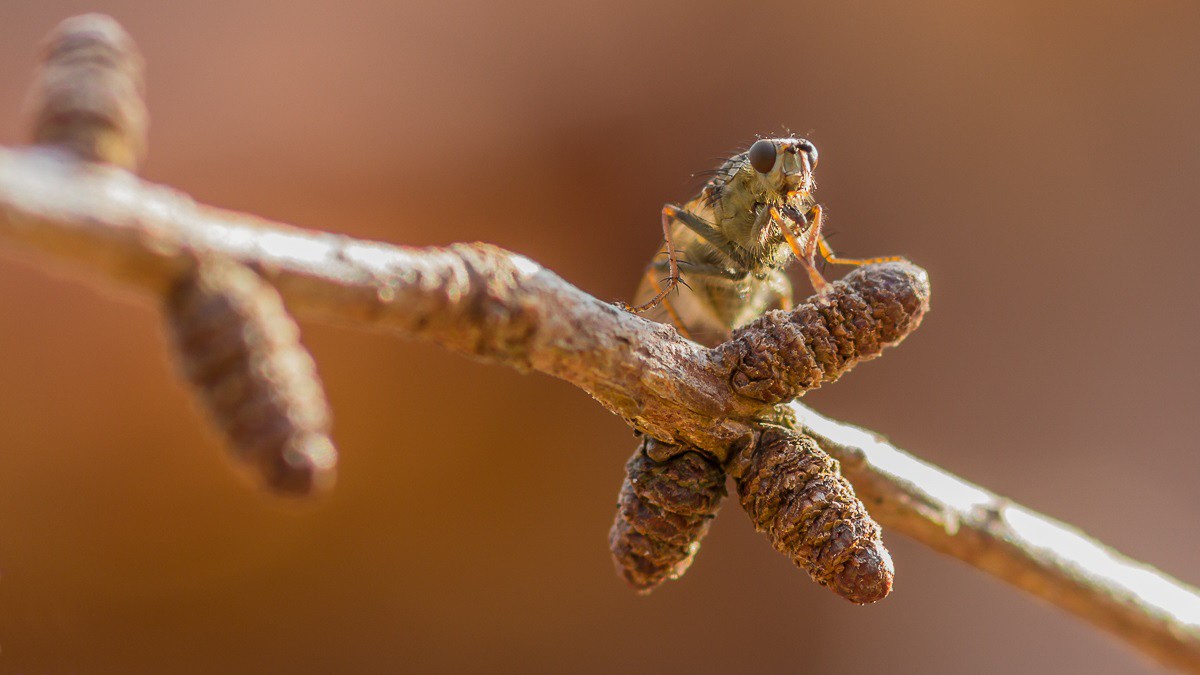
[774,204,829,293]
[639,268,694,340]
[776,202,906,294]
[625,204,685,313]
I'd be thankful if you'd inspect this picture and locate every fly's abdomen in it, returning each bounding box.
[632,258,791,346]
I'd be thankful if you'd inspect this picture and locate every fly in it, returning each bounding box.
[625,137,903,346]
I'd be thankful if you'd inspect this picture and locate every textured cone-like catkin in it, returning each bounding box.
[27,14,147,169]
[165,259,337,497]
[718,261,930,404]
[731,428,893,603]
[609,439,726,592]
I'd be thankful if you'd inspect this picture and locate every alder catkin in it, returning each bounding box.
[164,259,337,497]
[718,261,930,404]
[609,438,726,592]
[27,14,147,169]
[731,427,893,604]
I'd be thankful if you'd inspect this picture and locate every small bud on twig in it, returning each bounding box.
[610,263,924,594]
[164,259,337,497]
[731,427,893,604]
[609,437,726,592]
[26,14,147,169]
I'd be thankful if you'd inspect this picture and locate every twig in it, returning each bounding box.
[0,146,748,451]
[0,145,1198,670]
[796,405,1200,673]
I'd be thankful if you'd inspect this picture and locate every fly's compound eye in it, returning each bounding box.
[747,139,777,173]
[798,140,818,169]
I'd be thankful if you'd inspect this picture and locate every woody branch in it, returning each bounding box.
[2,13,1198,674]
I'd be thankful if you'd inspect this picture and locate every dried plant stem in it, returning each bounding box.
[794,404,1200,673]
[0,146,759,453]
[0,146,1198,670]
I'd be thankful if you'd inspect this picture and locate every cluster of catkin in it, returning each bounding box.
[610,262,928,603]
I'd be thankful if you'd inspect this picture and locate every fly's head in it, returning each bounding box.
[702,137,819,266]
[690,137,822,270]
[705,137,818,204]
[745,138,819,264]
[703,137,819,221]
[745,137,818,204]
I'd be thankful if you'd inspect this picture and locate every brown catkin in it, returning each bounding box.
[27,14,147,168]
[717,261,930,404]
[609,438,726,592]
[730,427,893,604]
[164,259,337,497]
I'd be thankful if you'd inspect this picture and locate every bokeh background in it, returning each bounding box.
[0,1,1197,673]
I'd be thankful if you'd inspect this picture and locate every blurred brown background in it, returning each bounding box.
[0,1,1197,672]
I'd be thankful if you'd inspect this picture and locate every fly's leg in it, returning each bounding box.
[639,267,694,341]
[809,204,907,267]
[778,203,906,294]
[638,258,744,338]
[636,258,749,343]
[773,204,831,294]
[624,205,687,313]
